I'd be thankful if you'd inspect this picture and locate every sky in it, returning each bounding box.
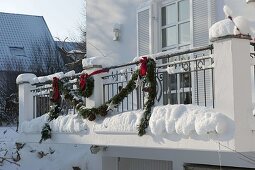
[0,0,85,41]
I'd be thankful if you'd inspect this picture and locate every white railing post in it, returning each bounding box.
[212,36,253,151]
[85,66,105,108]
[16,73,36,130]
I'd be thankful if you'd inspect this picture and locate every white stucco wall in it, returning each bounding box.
[102,147,255,170]
[86,0,144,64]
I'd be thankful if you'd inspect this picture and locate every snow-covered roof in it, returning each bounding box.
[0,12,56,72]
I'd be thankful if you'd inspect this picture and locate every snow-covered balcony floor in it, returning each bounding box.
[18,104,236,152]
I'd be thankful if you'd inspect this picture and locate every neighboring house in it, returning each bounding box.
[0,12,58,123]
[0,12,60,72]
[15,1,255,170]
[56,41,85,72]
[0,12,81,123]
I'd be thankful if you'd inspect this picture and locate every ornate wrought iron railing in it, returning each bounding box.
[30,45,214,117]
[102,45,214,113]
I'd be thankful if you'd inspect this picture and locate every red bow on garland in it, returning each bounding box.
[51,77,60,102]
[79,68,109,93]
[139,57,148,77]
[79,74,89,91]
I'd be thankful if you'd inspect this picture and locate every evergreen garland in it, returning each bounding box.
[40,58,156,142]
[75,58,156,135]
[137,59,156,136]
[78,76,94,98]
[40,123,51,143]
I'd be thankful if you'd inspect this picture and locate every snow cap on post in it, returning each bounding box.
[16,73,37,85]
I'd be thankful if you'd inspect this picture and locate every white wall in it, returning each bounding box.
[102,147,255,170]
[86,0,144,64]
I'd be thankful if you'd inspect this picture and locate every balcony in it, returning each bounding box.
[16,36,255,153]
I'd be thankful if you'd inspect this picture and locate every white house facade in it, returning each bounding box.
[16,0,255,170]
[86,0,228,63]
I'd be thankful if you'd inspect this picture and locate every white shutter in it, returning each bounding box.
[209,0,217,26]
[193,0,216,46]
[193,0,209,47]
[137,5,151,57]
[192,0,215,107]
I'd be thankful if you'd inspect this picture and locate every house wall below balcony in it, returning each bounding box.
[101,147,255,170]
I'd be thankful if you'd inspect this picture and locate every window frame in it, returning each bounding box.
[160,0,193,105]
[9,46,27,58]
[160,0,192,51]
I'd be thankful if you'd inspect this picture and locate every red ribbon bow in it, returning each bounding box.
[79,73,89,91]
[139,57,148,77]
[79,68,109,92]
[51,77,60,102]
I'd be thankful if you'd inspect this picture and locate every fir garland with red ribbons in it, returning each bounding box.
[40,58,156,142]
[78,68,109,97]
[77,57,156,136]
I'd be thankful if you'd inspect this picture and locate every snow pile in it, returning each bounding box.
[209,4,254,40]
[93,104,233,138]
[82,56,114,68]
[21,114,87,134]
[233,16,251,35]
[0,127,97,170]
[21,114,48,133]
[225,0,255,21]
[149,105,232,136]
[31,71,71,84]
[132,55,157,62]
[16,71,76,85]
[209,17,251,40]
[94,111,143,132]
[209,19,234,39]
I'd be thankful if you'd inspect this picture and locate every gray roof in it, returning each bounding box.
[0,12,56,72]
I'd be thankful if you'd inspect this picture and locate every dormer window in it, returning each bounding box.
[9,47,27,57]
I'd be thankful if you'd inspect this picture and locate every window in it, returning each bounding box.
[161,0,192,105]
[161,0,190,50]
[9,47,26,57]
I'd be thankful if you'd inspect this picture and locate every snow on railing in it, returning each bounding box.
[21,71,84,118]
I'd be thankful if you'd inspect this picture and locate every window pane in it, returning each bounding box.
[180,92,192,104]
[169,74,177,90]
[9,47,26,57]
[162,26,177,47]
[170,93,178,104]
[162,4,177,26]
[180,73,191,88]
[179,22,190,44]
[179,0,190,21]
